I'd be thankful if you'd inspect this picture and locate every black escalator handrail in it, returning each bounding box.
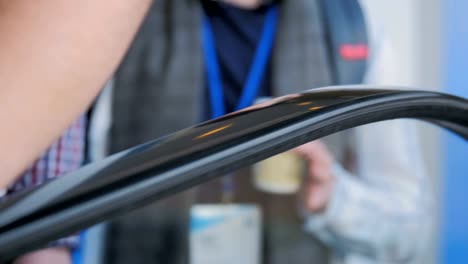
[0,86,467,260]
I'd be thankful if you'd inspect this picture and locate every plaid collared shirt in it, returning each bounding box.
[9,115,86,192]
[7,115,87,248]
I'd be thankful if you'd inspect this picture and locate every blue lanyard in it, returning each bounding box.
[201,5,279,119]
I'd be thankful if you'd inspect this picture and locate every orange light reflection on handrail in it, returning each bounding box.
[195,124,233,139]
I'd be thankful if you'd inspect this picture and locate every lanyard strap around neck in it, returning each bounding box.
[201,5,279,119]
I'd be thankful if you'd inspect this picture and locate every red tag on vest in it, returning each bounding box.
[339,44,368,61]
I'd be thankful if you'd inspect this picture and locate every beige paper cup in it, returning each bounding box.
[253,152,305,194]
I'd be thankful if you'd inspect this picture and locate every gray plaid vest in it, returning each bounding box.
[107,0,356,263]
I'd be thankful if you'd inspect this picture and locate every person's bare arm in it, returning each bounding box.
[13,248,70,264]
[0,0,152,188]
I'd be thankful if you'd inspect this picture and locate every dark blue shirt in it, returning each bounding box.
[201,0,273,118]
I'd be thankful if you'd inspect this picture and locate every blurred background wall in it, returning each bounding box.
[441,0,468,263]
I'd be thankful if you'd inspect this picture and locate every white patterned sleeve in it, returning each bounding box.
[304,0,431,261]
